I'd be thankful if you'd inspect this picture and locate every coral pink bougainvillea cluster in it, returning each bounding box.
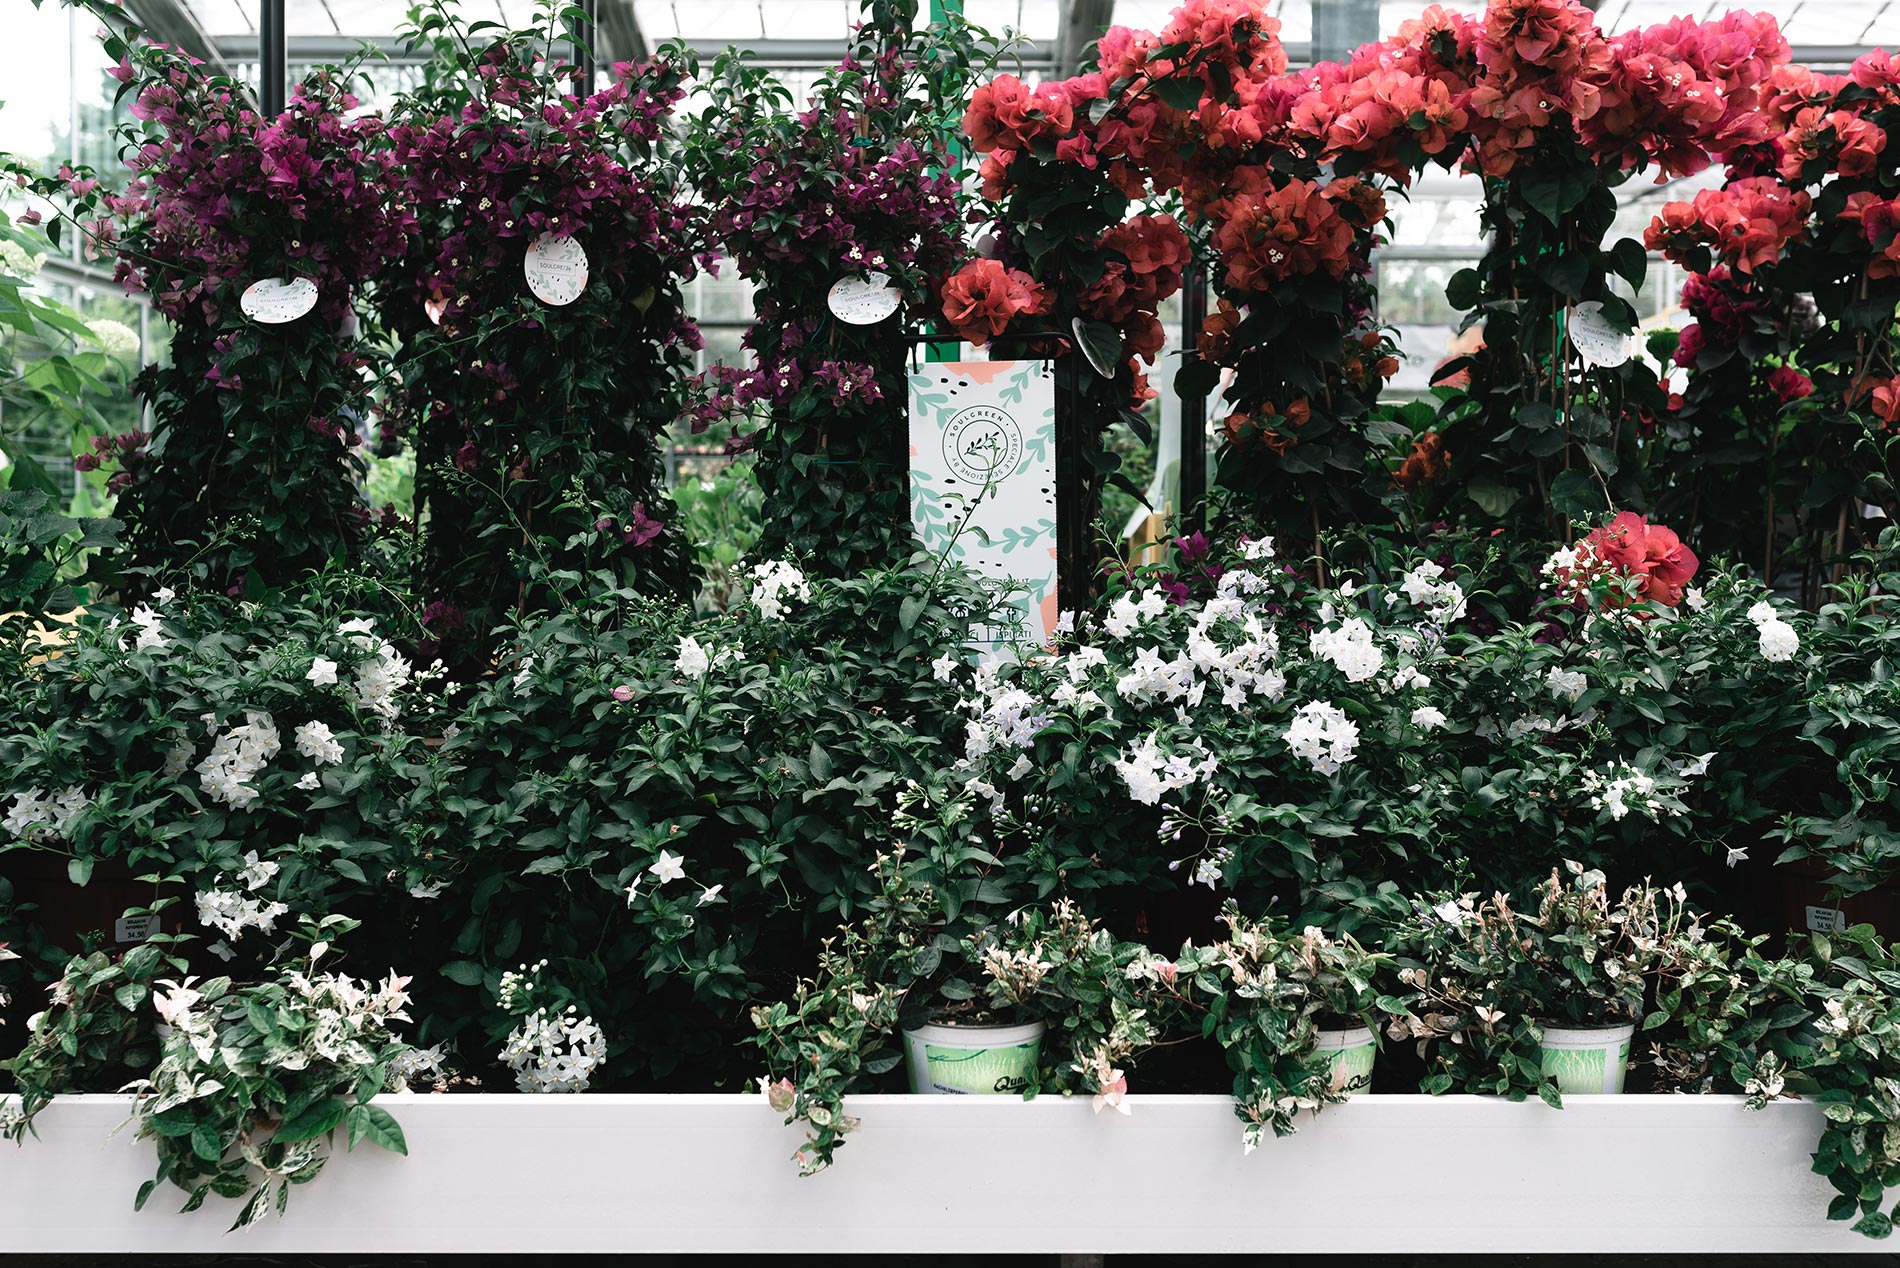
[1549,512,1701,608]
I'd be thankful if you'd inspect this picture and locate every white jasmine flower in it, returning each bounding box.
[1410,705,1448,731]
[236,850,279,891]
[1285,701,1360,774]
[648,850,686,884]
[743,560,812,620]
[1308,618,1383,682]
[697,885,724,906]
[932,654,959,682]
[293,720,345,766]
[1546,667,1588,702]
[307,656,339,686]
[296,771,321,790]
[675,635,711,679]
[1757,618,1799,662]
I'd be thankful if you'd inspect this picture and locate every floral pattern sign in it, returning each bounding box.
[910,360,1057,645]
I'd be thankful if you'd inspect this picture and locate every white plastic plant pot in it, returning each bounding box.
[1313,1025,1376,1095]
[903,1019,1044,1095]
[1538,1021,1636,1094]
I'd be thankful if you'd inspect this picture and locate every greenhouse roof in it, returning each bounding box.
[146,0,1900,70]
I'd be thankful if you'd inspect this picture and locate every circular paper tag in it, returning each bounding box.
[1569,302,1635,368]
[524,233,589,307]
[827,271,901,325]
[240,277,318,324]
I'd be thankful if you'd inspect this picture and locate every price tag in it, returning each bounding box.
[240,277,318,324]
[524,233,589,306]
[827,271,901,325]
[1806,905,1847,933]
[114,913,159,943]
[1569,301,1635,368]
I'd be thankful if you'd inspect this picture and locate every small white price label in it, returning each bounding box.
[114,913,159,943]
[1568,301,1636,368]
[1806,905,1847,933]
[523,233,589,306]
[827,271,901,325]
[240,276,319,324]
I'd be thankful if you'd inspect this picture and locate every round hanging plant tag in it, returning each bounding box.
[827,271,901,325]
[240,276,319,324]
[1568,301,1635,368]
[524,233,589,307]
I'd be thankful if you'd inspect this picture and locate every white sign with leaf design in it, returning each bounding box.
[910,360,1057,647]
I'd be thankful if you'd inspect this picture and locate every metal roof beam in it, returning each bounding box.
[127,0,241,81]
[1055,0,1116,77]
[597,0,650,64]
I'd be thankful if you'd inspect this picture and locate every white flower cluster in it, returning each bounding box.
[2,786,89,843]
[744,560,811,620]
[293,720,345,767]
[1746,600,1800,663]
[1112,731,1217,806]
[1578,761,1681,822]
[0,239,42,279]
[961,681,1050,764]
[500,1007,608,1093]
[338,619,413,721]
[1308,618,1384,683]
[117,603,169,654]
[1396,560,1467,624]
[1284,701,1360,774]
[390,1043,448,1085]
[675,633,744,680]
[87,318,139,359]
[1546,667,1588,702]
[1410,704,1448,731]
[195,710,281,810]
[196,848,289,941]
[1103,586,1172,639]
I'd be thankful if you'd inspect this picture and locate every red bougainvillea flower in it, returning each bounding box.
[1209,178,1354,291]
[1644,178,1811,276]
[939,258,1048,345]
[1765,365,1814,402]
[962,75,1075,153]
[1866,378,1900,427]
[1564,511,1700,607]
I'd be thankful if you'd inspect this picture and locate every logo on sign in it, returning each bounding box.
[942,405,1023,486]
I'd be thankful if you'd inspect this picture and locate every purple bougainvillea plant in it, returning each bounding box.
[678,0,992,573]
[63,7,411,593]
[378,0,704,664]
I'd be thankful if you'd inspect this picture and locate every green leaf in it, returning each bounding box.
[898,593,925,632]
[1519,162,1597,224]
[67,856,94,886]
[441,960,485,986]
[275,1098,347,1143]
[1608,238,1647,289]
[1150,76,1204,111]
[346,1103,408,1155]
[190,1121,224,1163]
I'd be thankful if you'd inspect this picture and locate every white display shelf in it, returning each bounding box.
[1,1092,1882,1253]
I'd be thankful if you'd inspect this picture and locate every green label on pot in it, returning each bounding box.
[1327,1041,1376,1095]
[1539,1039,1631,1095]
[922,1040,1040,1095]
